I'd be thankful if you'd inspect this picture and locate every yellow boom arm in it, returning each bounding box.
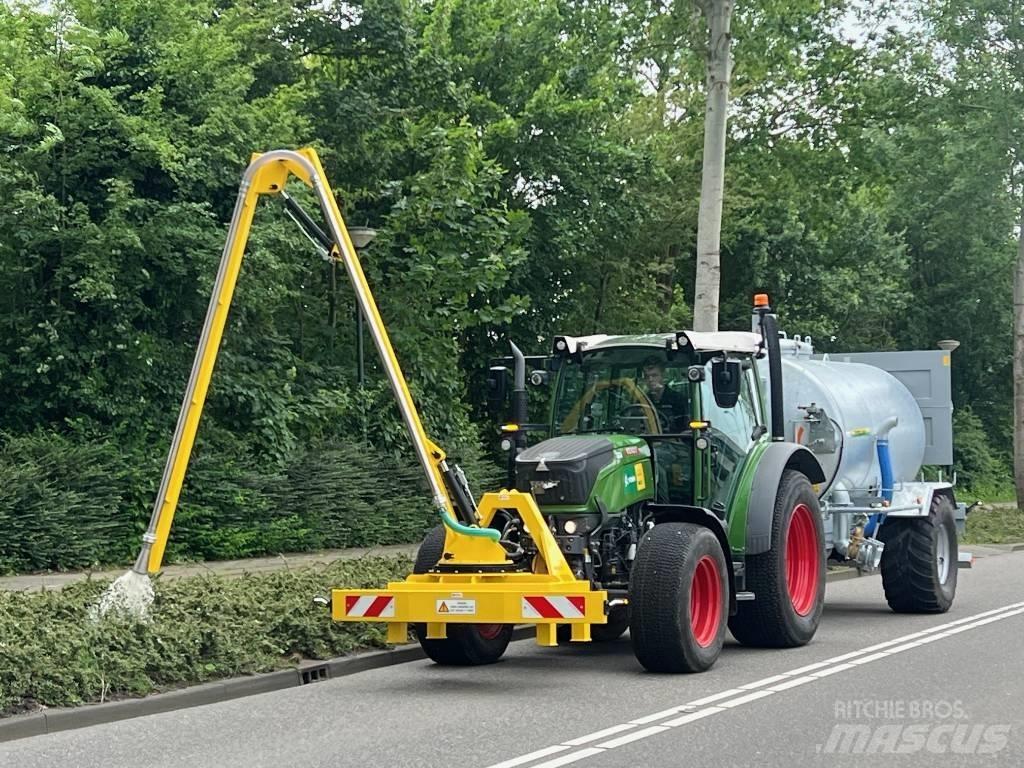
[132,148,502,575]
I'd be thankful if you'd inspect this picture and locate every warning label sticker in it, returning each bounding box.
[436,599,476,615]
[635,462,646,491]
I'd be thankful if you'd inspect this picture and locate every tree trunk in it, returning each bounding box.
[1014,203,1024,509]
[692,0,733,333]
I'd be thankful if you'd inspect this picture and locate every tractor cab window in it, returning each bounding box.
[553,347,695,505]
[554,349,693,436]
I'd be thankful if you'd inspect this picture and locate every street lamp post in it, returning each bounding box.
[348,227,377,386]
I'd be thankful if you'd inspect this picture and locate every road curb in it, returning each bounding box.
[0,565,962,744]
[0,626,537,744]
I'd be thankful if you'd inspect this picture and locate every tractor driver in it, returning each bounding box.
[642,357,689,432]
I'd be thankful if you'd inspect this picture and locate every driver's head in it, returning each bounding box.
[642,357,666,398]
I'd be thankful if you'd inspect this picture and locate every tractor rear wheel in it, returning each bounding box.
[729,470,825,648]
[629,523,729,673]
[412,526,513,665]
[877,496,958,613]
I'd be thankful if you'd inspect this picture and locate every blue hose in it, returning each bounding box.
[866,438,894,537]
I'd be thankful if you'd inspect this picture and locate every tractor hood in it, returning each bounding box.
[515,434,653,512]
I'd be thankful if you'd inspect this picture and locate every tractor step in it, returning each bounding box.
[736,591,755,601]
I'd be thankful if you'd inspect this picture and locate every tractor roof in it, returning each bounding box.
[556,331,763,356]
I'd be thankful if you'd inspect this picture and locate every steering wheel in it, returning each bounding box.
[618,402,669,434]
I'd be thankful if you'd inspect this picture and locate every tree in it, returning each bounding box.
[692,0,733,332]
[919,0,1023,503]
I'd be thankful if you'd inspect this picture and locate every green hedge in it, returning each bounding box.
[0,556,411,715]
[0,432,502,574]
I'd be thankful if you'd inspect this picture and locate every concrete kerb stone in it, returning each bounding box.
[0,713,46,741]
[2,554,1020,744]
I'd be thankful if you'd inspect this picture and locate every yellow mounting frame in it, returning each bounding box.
[131,147,604,643]
[332,490,609,646]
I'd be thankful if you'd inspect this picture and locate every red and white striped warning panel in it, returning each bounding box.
[344,595,396,618]
[521,595,586,619]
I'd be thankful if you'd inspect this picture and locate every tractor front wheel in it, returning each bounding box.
[729,470,825,648]
[629,523,729,673]
[412,526,513,666]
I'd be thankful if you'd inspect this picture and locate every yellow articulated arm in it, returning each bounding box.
[131,148,502,575]
[131,148,602,648]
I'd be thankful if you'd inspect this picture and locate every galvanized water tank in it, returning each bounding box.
[758,347,926,498]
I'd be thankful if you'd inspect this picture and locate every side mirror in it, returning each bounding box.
[487,366,509,408]
[711,358,741,409]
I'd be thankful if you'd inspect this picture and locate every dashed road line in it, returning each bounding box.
[482,601,1024,768]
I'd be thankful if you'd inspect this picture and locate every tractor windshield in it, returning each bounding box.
[553,348,693,436]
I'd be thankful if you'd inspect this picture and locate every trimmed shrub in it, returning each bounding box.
[0,556,411,715]
[0,431,502,573]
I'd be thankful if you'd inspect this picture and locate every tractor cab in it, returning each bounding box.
[543,342,696,506]
[503,333,768,514]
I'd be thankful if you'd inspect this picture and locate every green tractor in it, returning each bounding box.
[484,299,827,672]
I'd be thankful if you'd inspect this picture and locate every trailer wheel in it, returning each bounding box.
[412,526,513,665]
[629,523,728,673]
[878,496,958,613]
[729,470,825,648]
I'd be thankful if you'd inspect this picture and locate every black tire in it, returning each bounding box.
[557,605,630,643]
[877,496,958,613]
[729,470,825,648]
[629,523,729,673]
[412,526,513,666]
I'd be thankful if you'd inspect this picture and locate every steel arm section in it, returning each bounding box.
[134,149,497,575]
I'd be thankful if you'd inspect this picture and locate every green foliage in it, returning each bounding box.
[962,506,1024,545]
[0,0,1015,571]
[952,408,1013,499]
[0,431,463,573]
[0,556,411,714]
[0,433,143,573]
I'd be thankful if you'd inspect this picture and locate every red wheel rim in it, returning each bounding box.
[786,502,821,616]
[476,624,503,640]
[690,555,722,647]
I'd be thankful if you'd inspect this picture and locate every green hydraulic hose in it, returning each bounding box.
[440,509,501,540]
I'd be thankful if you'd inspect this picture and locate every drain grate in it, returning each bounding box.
[300,665,330,685]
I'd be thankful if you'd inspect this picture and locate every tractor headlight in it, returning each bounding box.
[558,515,600,535]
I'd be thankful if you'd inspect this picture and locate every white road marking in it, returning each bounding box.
[717,689,775,708]
[563,724,636,746]
[810,662,856,677]
[662,707,724,727]
[595,725,668,749]
[630,706,690,725]
[529,747,604,768]
[481,601,1024,768]
[686,688,745,706]
[738,673,789,689]
[487,745,571,768]
[848,651,890,665]
[784,660,831,675]
[767,675,816,692]
[883,641,923,653]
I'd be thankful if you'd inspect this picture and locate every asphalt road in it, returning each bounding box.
[5,551,1024,768]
